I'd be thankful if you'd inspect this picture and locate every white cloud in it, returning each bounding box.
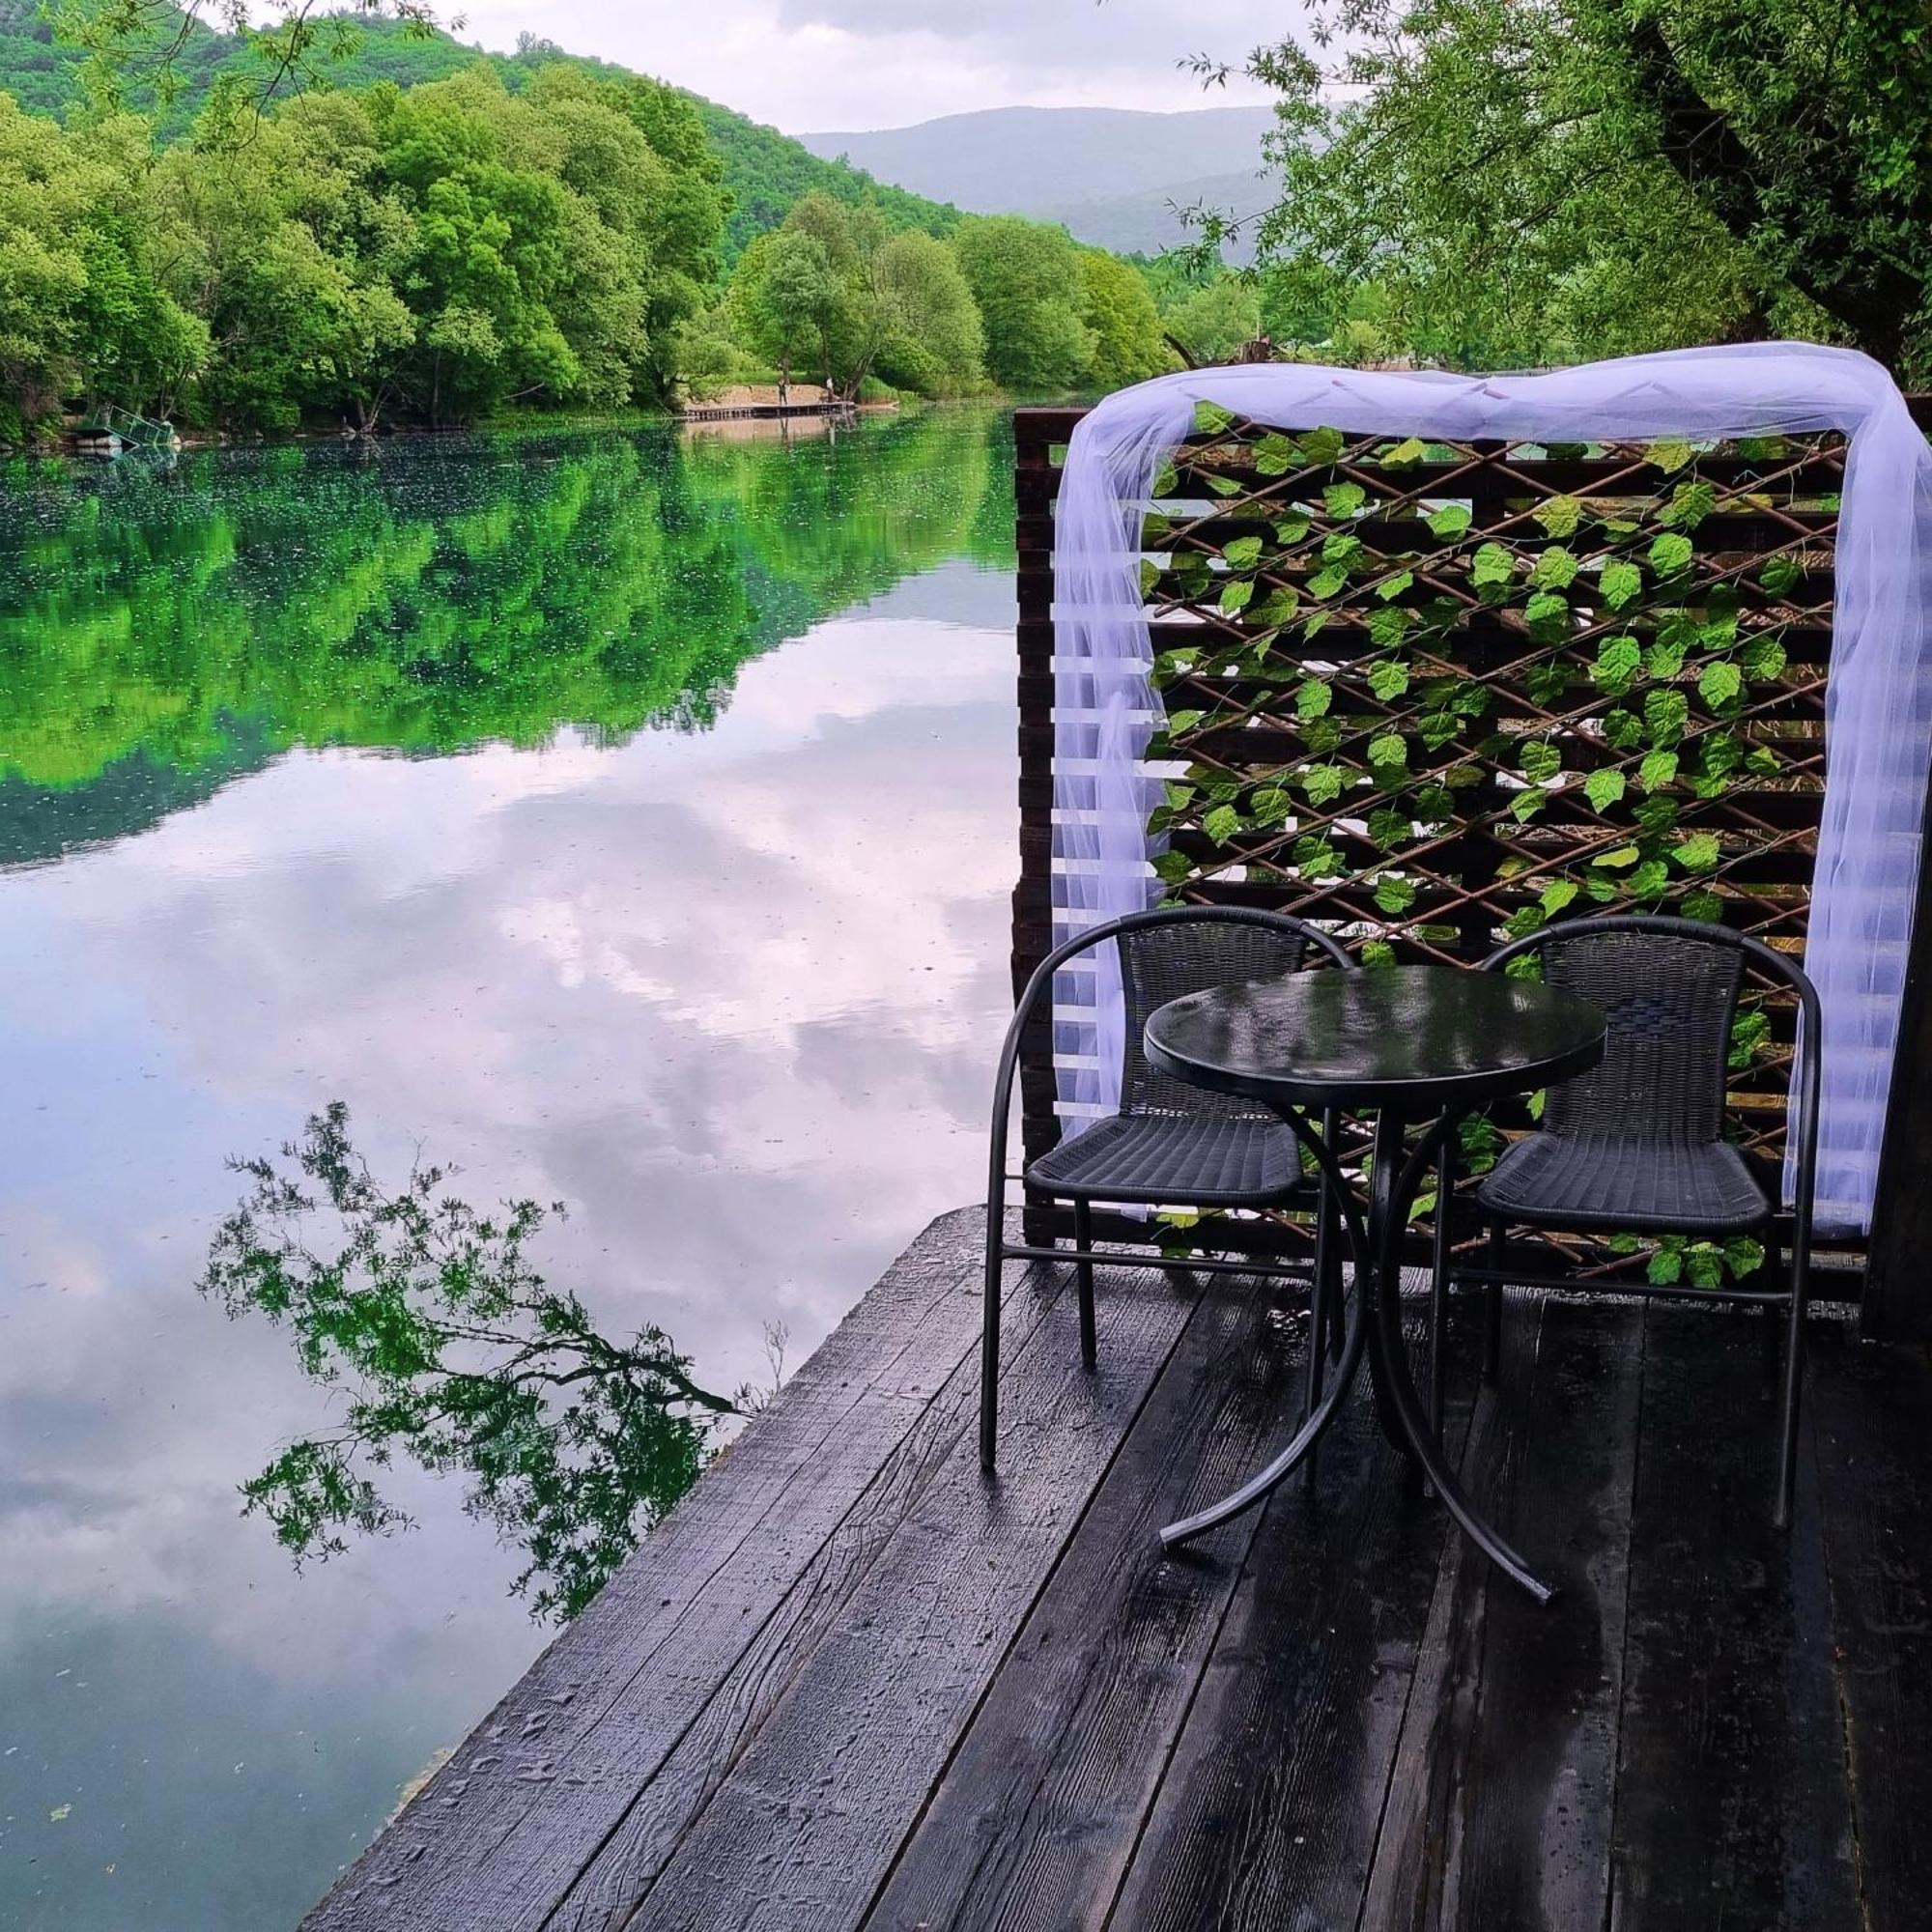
[447,0,1291,132]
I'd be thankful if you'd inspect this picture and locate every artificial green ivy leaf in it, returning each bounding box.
[1524,590,1571,642]
[1250,785,1293,825]
[1203,804,1242,845]
[1638,748,1679,791]
[1165,708,1206,734]
[1530,547,1578,589]
[1686,1243,1725,1289]
[1202,472,1241,497]
[1646,437,1696,473]
[1293,835,1345,876]
[1594,843,1641,869]
[1741,635,1788,680]
[1471,541,1514,589]
[1534,495,1583,538]
[1511,786,1549,822]
[1376,569,1415,601]
[1294,676,1333,719]
[1698,660,1744,709]
[1647,1244,1686,1286]
[1306,565,1348,600]
[1301,763,1348,806]
[1361,939,1397,969]
[1139,558,1162,598]
[1525,662,1573,706]
[1600,558,1644,610]
[1151,462,1179,498]
[1649,532,1695,576]
[1367,657,1411,701]
[1374,873,1417,914]
[1658,481,1717,529]
[1415,711,1461,751]
[1300,426,1346,464]
[1630,858,1670,896]
[1323,480,1367,517]
[1541,879,1580,916]
[1593,636,1643,691]
[1520,740,1563,782]
[1427,501,1473,540]
[1273,513,1312,546]
[1584,769,1627,811]
[1502,902,1546,941]
[1683,889,1724,922]
[1219,578,1255,616]
[1322,530,1366,570]
[1672,831,1722,871]
[1383,436,1428,468]
[1222,534,1263,569]
[1193,400,1235,436]
[1643,687,1690,745]
[1254,433,1299,476]
[1721,1236,1766,1277]
[1151,848,1194,883]
[1367,607,1412,650]
[1414,785,1454,820]
[1368,731,1409,773]
[1163,780,1197,810]
[1368,806,1412,847]
[1759,554,1802,595]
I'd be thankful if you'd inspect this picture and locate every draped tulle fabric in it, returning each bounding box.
[1050,344,1932,1236]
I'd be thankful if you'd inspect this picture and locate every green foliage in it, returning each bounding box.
[201,1103,741,1622]
[1229,0,1932,374]
[952,213,1099,394]
[1160,273,1263,365]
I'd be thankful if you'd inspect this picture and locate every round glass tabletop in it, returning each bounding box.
[1143,963,1606,1111]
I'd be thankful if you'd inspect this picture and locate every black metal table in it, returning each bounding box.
[1144,963,1605,1604]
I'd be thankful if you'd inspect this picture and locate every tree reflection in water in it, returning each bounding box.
[200,1103,766,1623]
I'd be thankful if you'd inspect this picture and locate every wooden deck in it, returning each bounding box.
[304,1207,1932,1931]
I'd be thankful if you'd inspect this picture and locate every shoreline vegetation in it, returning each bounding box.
[0,3,1248,452]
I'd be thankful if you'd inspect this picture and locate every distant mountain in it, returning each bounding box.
[799,104,1276,256]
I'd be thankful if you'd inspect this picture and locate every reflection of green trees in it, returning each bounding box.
[0,408,1011,854]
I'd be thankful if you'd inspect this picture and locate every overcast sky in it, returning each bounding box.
[449,0,1290,133]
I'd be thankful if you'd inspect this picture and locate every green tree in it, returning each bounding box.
[1162,274,1263,365]
[1077,247,1171,386]
[872,227,984,396]
[728,223,839,390]
[1225,0,1932,372]
[952,213,1096,392]
[201,1103,742,1622]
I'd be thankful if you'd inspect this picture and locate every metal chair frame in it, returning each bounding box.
[1432,913,1822,1526]
[981,905,1357,1472]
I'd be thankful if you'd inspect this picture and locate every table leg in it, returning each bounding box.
[1157,1107,1370,1549]
[1366,1112,1554,1606]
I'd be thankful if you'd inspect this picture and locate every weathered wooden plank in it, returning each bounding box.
[1808,1328,1932,1932]
[1103,1299,1475,1932]
[559,1254,1205,1930]
[859,1265,1314,1930]
[1361,1295,1641,1932]
[302,1207,1055,1932]
[1608,1303,1858,1930]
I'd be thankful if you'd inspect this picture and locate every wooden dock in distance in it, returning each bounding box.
[303,1206,1932,1930]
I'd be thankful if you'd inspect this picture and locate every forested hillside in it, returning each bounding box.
[0,5,1171,440]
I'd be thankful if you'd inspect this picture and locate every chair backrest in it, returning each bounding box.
[1117,918,1322,1121]
[1496,920,1747,1148]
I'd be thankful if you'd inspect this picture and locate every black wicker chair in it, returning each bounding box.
[981,905,1357,1471]
[1433,914,1820,1525]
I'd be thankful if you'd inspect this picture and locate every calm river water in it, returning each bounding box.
[0,408,1019,1928]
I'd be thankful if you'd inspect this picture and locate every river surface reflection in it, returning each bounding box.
[0,410,1018,1928]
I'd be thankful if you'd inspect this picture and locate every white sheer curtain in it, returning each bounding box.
[1050,344,1932,1236]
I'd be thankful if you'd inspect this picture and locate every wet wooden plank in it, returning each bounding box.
[1362,1295,1641,1932]
[1608,1303,1858,1930]
[860,1269,1313,1931]
[559,1252,1204,1930]
[303,1207,1053,1932]
[1809,1328,1932,1932]
[1104,1302,1476,1932]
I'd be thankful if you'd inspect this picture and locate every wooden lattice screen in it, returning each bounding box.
[1012,399,1932,1332]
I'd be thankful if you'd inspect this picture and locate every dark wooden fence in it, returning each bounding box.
[1011,399,1932,1341]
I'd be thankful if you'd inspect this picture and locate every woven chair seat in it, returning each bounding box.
[1026,1113,1305,1205]
[1476,1132,1776,1236]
